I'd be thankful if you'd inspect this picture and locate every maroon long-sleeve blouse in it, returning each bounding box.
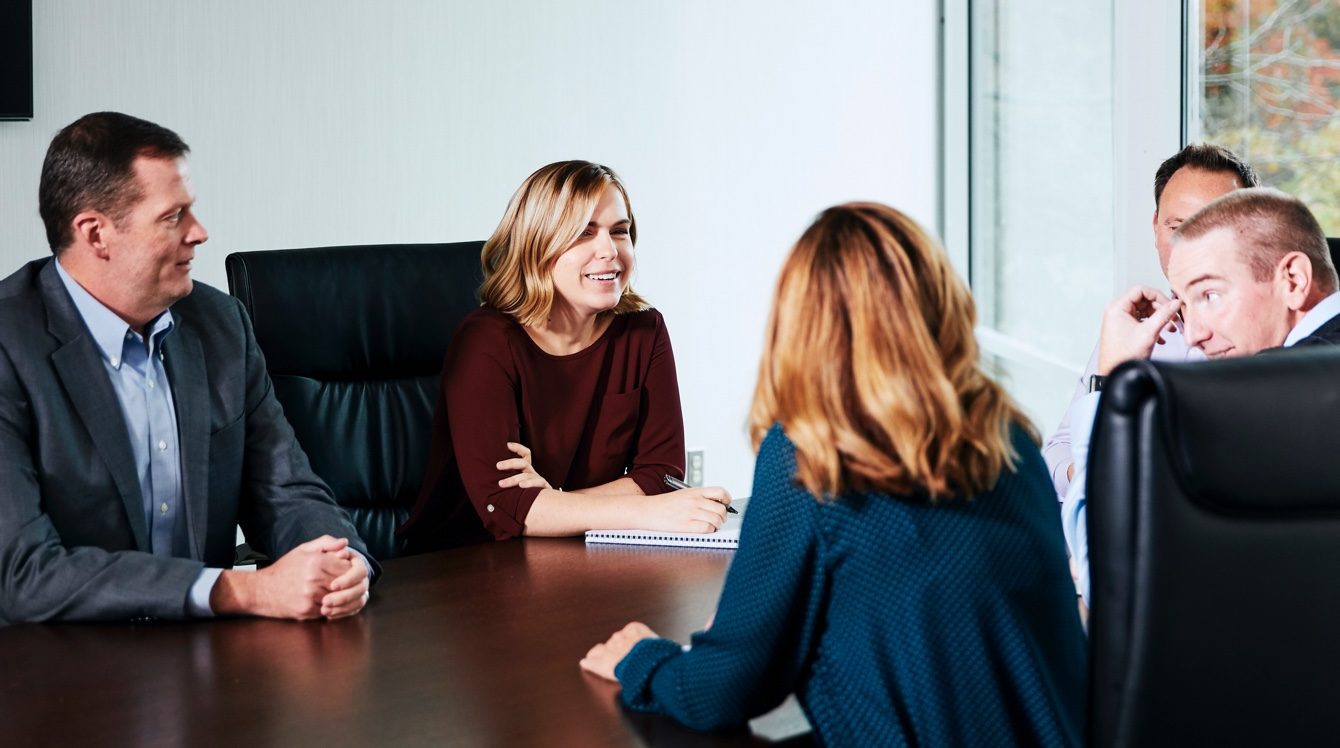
[399,307,686,552]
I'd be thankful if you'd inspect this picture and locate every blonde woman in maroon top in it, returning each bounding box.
[400,161,732,552]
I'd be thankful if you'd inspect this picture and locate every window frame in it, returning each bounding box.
[939,0,1189,383]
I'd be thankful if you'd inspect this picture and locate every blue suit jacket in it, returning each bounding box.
[0,258,373,624]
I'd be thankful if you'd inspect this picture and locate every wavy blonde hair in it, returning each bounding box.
[748,202,1037,500]
[480,161,649,326]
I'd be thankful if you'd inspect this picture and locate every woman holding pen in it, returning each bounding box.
[399,161,731,552]
[582,203,1085,746]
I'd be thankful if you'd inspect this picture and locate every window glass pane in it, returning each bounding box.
[970,2,1115,424]
[1193,0,1340,234]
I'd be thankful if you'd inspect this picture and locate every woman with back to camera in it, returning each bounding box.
[399,161,732,552]
[581,203,1086,746]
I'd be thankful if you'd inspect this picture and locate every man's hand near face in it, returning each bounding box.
[1097,286,1184,376]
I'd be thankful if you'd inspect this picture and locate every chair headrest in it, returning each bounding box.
[1103,346,1340,513]
[225,242,483,378]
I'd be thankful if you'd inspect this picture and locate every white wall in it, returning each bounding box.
[0,1,939,497]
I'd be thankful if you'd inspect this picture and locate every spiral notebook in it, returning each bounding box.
[584,498,747,548]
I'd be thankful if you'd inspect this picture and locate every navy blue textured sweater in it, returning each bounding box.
[616,424,1086,747]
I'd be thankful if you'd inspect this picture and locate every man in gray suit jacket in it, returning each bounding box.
[0,112,375,625]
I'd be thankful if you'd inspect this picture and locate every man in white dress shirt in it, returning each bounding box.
[1043,145,1258,498]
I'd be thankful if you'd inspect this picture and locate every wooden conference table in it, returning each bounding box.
[0,539,812,747]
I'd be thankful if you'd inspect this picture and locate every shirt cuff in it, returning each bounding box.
[352,550,375,582]
[480,486,543,540]
[187,567,224,617]
[628,468,672,497]
[615,637,685,713]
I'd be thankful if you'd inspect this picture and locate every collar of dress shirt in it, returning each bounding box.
[54,258,175,368]
[1283,290,1340,348]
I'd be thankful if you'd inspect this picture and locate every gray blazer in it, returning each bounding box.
[0,258,373,624]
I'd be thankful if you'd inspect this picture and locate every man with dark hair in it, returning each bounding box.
[1062,187,1339,606]
[1043,143,1259,498]
[1150,144,1261,271]
[0,112,375,624]
[38,112,192,254]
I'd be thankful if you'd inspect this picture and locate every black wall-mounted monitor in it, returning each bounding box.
[0,0,34,121]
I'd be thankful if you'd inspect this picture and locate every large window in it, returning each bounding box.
[1191,0,1340,233]
[965,2,1116,429]
[948,3,1197,431]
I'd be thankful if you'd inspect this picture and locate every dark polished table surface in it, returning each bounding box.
[0,539,811,747]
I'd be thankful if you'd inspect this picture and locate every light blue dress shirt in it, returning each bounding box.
[1045,320,1202,501]
[55,261,220,615]
[1060,392,1100,606]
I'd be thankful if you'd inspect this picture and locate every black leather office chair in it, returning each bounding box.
[1327,236,1340,266]
[226,242,483,561]
[1087,347,1340,747]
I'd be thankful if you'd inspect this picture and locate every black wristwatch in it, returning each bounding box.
[1087,374,1107,394]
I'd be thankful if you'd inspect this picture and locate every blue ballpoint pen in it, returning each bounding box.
[663,473,737,513]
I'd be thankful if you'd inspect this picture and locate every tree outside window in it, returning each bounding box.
[1198,0,1340,234]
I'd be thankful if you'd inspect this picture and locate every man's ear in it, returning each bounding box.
[71,210,112,259]
[1279,251,1314,311]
